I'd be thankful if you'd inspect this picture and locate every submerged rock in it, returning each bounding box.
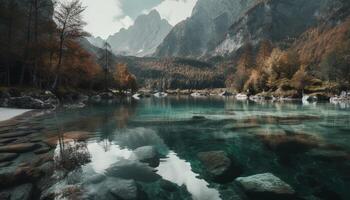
[235,173,295,200]
[0,143,40,153]
[306,149,350,161]
[197,151,242,183]
[107,178,139,200]
[0,153,18,162]
[132,146,160,167]
[85,177,141,200]
[258,132,320,154]
[10,183,33,200]
[106,159,161,182]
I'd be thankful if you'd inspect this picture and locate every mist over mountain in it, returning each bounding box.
[105,10,172,57]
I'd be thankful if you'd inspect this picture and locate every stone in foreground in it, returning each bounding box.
[198,151,242,183]
[0,143,40,153]
[132,146,160,167]
[0,153,18,162]
[235,173,295,200]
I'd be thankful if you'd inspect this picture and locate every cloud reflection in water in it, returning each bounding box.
[157,151,221,200]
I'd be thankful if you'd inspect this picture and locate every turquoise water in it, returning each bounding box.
[1,97,350,200]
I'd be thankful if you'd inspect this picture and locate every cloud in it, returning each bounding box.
[82,0,134,39]
[151,0,198,25]
[81,0,197,38]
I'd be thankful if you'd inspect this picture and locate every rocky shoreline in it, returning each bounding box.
[1,87,349,110]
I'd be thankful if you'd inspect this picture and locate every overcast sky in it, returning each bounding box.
[81,0,198,39]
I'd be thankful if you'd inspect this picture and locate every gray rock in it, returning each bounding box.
[107,178,139,200]
[0,153,18,162]
[0,138,17,144]
[198,151,231,176]
[133,146,160,167]
[235,173,295,199]
[7,96,54,109]
[10,183,33,200]
[0,131,34,139]
[0,143,40,153]
[85,177,141,200]
[0,161,12,167]
[198,151,242,183]
[106,159,161,182]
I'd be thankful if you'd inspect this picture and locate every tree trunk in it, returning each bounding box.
[20,1,33,85]
[6,11,13,86]
[32,0,39,87]
[52,34,64,91]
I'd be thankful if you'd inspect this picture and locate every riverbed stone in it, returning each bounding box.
[34,147,51,155]
[0,138,17,144]
[10,183,33,200]
[198,151,242,183]
[85,177,141,200]
[0,131,34,139]
[306,149,349,161]
[132,146,160,167]
[106,159,161,182]
[235,173,295,200]
[0,153,18,162]
[0,161,12,167]
[258,132,320,154]
[107,178,139,200]
[0,143,40,153]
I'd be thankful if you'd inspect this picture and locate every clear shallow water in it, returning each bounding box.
[1,97,350,200]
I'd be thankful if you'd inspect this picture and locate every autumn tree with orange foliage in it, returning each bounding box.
[113,63,137,93]
[231,43,255,92]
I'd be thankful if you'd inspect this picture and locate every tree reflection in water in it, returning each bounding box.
[53,111,91,172]
[54,140,91,171]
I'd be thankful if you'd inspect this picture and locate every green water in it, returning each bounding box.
[4,97,350,200]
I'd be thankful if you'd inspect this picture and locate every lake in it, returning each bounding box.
[0,96,349,200]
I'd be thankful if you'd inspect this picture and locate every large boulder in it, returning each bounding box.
[235,173,295,200]
[132,146,160,167]
[85,177,142,200]
[106,159,161,182]
[197,151,242,183]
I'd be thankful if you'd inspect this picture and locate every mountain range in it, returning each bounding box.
[82,0,349,91]
[88,10,172,57]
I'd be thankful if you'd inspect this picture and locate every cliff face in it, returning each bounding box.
[154,0,256,58]
[106,10,172,57]
[213,0,333,56]
[155,0,346,59]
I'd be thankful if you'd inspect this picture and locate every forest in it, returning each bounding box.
[226,19,350,97]
[0,0,136,94]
